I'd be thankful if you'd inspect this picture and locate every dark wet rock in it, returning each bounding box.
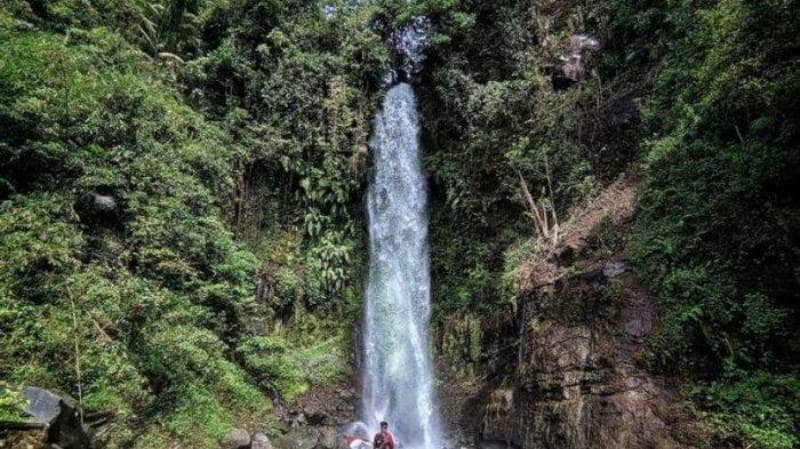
[274,427,322,449]
[255,272,274,303]
[479,440,521,449]
[318,426,337,449]
[381,69,398,88]
[24,387,66,426]
[562,34,600,82]
[74,191,123,227]
[606,94,639,126]
[602,260,628,278]
[337,389,354,401]
[553,245,577,266]
[21,387,93,449]
[284,382,356,430]
[302,405,327,426]
[222,428,251,449]
[252,432,273,449]
[479,271,695,449]
[292,413,307,427]
[441,266,698,449]
[433,177,697,449]
[391,15,432,79]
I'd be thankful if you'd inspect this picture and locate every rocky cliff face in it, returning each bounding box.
[438,176,699,449]
[478,266,695,449]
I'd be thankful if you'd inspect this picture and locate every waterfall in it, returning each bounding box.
[361,83,442,449]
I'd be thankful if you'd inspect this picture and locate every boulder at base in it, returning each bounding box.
[252,432,273,449]
[222,428,252,449]
[22,387,93,449]
[274,427,327,449]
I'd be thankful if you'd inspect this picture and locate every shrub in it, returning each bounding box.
[689,373,800,449]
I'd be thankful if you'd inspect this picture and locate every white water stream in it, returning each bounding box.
[361,82,442,449]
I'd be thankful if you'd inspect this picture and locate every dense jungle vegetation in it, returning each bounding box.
[1,0,798,448]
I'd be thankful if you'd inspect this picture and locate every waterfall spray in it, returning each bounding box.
[361,82,442,449]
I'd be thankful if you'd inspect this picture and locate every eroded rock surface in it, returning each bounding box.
[562,34,600,82]
[223,428,252,449]
[478,268,693,449]
[273,382,358,449]
[252,432,273,449]
[437,176,699,449]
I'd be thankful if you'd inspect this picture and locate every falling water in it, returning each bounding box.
[391,16,432,79]
[361,82,441,449]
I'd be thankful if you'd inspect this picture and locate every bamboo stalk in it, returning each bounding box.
[66,286,84,426]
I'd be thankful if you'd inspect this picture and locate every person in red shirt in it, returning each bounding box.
[372,422,395,449]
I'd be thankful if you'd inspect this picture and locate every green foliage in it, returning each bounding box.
[166,385,235,447]
[689,373,800,449]
[237,335,307,400]
[417,0,619,322]
[619,1,800,445]
[0,383,28,423]
[501,238,542,301]
[237,331,350,402]
[186,0,388,305]
[1,0,208,59]
[0,12,270,448]
[440,314,482,377]
[631,0,800,373]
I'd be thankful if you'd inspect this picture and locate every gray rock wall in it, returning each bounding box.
[442,265,698,449]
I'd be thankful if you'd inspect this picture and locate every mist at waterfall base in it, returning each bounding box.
[359,83,442,449]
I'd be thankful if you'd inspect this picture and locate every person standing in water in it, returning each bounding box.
[373,422,395,449]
